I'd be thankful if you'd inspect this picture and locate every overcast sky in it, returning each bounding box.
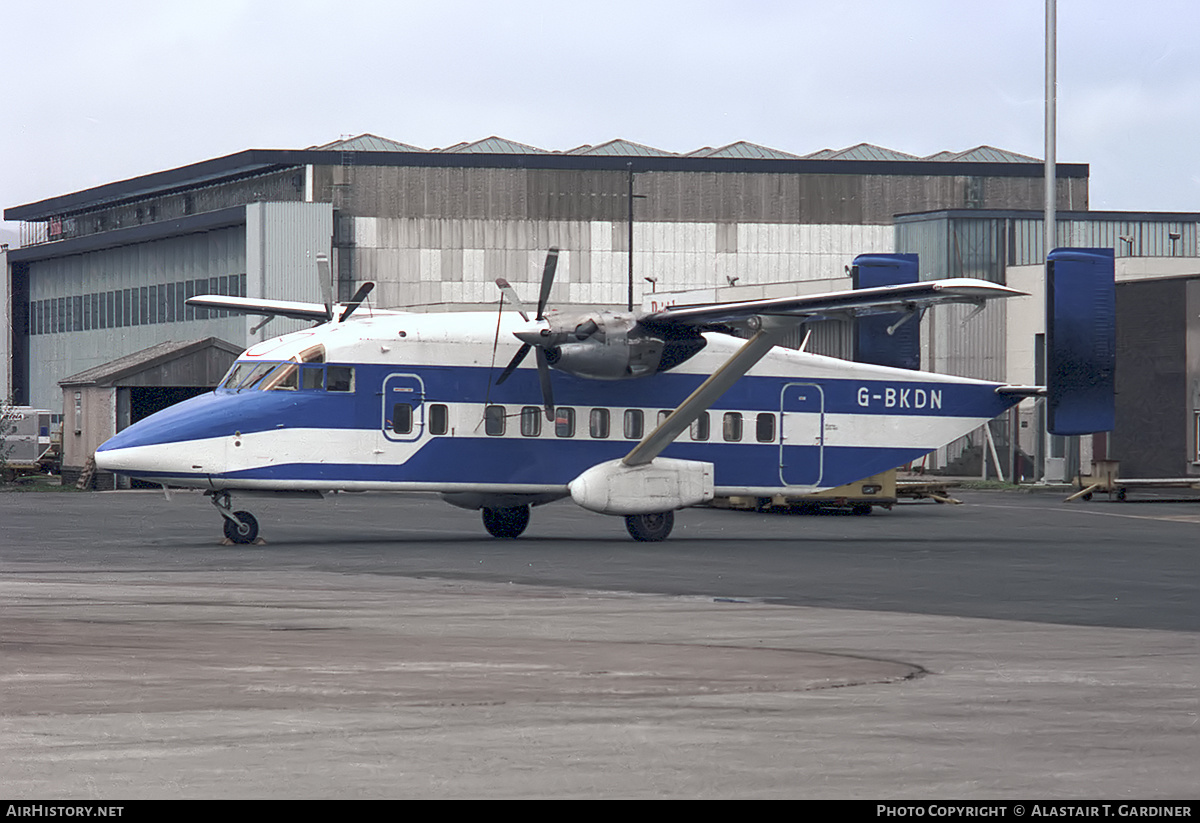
[4,0,1198,242]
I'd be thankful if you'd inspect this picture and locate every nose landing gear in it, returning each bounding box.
[207,490,261,544]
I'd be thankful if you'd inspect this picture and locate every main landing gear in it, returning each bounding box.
[481,505,531,539]
[207,490,260,544]
[479,504,676,541]
[624,511,674,542]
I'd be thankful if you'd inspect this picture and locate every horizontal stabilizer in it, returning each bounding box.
[995,385,1046,398]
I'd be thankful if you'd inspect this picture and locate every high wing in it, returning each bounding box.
[187,282,383,324]
[186,295,333,322]
[640,278,1025,330]
[622,277,1027,467]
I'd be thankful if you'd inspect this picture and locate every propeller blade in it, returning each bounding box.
[316,253,334,321]
[495,342,532,385]
[536,347,555,421]
[339,282,375,322]
[536,247,559,321]
[495,278,530,321]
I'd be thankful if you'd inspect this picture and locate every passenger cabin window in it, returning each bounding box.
[624,409,643,440]
[391,403,413,435]
[327,366,354,392]
[723,412,743,442]
[589,408,609,439]
[555,408,575,438]
[520,406,542,437]
[484,405,506,436]
[756,413,776,443]
[429,404,449,436]
[690,412,710,441]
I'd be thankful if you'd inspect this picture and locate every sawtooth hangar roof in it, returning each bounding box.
[7,134,1073,223]
[310,134,1042,163]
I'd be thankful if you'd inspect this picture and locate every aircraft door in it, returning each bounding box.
[779,382,824,487]
[381,373,425,444]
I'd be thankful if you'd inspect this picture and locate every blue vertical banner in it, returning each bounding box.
[1046,248,1116,434]
[852,253,920,370]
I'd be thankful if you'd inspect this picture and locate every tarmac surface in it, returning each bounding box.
[1,488,1197,798]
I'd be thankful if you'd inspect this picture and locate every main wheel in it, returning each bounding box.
[482,505,530,539]
[223,510,259,544]
[625,511,674,542]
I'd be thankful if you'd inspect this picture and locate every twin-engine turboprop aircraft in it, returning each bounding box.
[95,248,1103,543]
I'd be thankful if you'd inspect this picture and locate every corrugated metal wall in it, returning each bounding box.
[318,165,1086,226]
[246,202,334,339]
[25,226,247,409]
[349,218,893,310]
[1010,217,1199,263]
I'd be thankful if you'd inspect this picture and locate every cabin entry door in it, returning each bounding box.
[779,382,824,487]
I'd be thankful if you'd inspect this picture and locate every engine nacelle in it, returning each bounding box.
[568,458,714,515]
[547,337,665,380]
[540,311,706,380]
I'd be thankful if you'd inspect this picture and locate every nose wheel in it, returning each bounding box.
[223,510,259,544]
[207,491,261,544]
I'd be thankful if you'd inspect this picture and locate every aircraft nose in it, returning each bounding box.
[93,392,226,484]
[95,429,211,483]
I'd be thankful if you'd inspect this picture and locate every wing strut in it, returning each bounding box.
[622,316,801,467]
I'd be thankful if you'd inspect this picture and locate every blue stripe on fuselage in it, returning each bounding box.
[100,362,1014,451]
[211,440,928,491]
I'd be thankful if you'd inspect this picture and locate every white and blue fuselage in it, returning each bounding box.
[96,310,1015,499]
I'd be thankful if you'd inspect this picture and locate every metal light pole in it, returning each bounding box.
[627,163,635,311]
[1045,0,1057,256]
[1042,0,1065,483]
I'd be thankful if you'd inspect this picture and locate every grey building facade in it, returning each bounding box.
[4,135,1088,415]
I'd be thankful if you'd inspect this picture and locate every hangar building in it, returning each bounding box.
[9,133,1162,485]
[3,134,1087,413]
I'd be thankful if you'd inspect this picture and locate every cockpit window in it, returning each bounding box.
[220,362,277,391]
[301,366,324,390]
[327,366,354,393]
[219,353,337,393]
[241,364,278,390]
[262,363,299,391]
